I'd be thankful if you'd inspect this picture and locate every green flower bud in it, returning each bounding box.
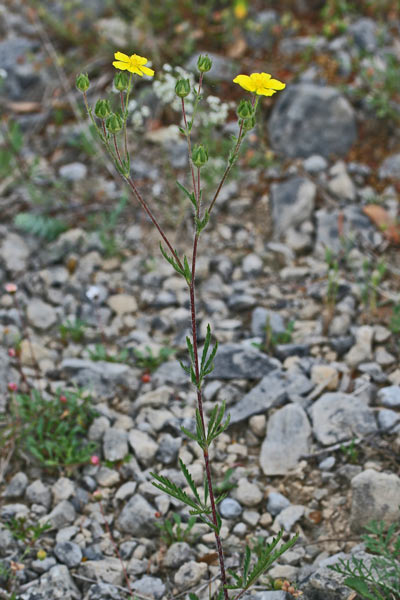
[192,145,208,168]
[106,112,123,134]
[114,72,129,91]
[94,99,112,119]
[242,115,256,131]
[197,54,212,73]
[76,73,90,93]
[237,99,253,120]
[175,78,191,98]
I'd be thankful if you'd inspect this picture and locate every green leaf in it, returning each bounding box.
[180,425,198,443]
[244,531,299,590]
[150,472,201,512]
[243,545,251,584]
[195,209,210,234]
[200,324,211,373]
[343,577,378,600]
[176,180,197,209]
[179,459,201,505]
[183,255,192,284]
[186,336,195,366]
[14,213,68,242]
[159,243,185,278]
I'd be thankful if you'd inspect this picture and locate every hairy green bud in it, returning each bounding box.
[94,99,112,119]
[242,115,256,131]
[114,72,129,92]
[237,99,253,120]
[106,112,123,134]
[76,73,90,93]
[192,145,208,168]
[175,78,191,98]
[197,54,212,73]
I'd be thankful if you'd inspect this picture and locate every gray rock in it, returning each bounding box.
[163,542,195,568]
[260,404,312,475]
[79,558,123,586]
[152,360,189,387]
[59,162,88,181]
[19,564,80,600]
[310,392,378,445]
[270,177,316,238]
[174,560,208,590]
[54,541,83,568]
[84,583,123,600]
[275,504,305,532]
[345,326,374,367]
[211,344,278,380]
[350,469,400,532]
[131,576,166,600]
[116,493,157,536]
[327,161,356,201]
[0,232,30,273]
[26,480,51,509]
[379,153,400,180]
[378,409,400,433]
[377,385,400,408]
[155,433,181,465]
[298,553,351,599]
[44,500,76,530]
[219,498,243,519]
[251,307,286,338]
[61,358,138,399]
[267,491,291,516]
[228,370,287,425]
[0,346,12,412]
[303,154,328,174]
[128,429,158,465]
[103,428,128,462]
[244,10,278,51]
[315,205,379,255]
[242,593,293,600]
[268,84,357,158]
[31,556,57,574]
[27,298,57,330]
[3,471,28,498]
[348,18,378,53]
[319,456,336,471]
[242,253,263,277]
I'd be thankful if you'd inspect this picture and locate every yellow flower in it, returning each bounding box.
[234,0,248,20]
[233,72,286,96]
[112,52,154,77]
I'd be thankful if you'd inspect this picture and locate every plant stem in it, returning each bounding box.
[184,98,229,597]
[125,176,184,272]
[182,97,198,201]
[208,120,245,216]
[97,499,133,596]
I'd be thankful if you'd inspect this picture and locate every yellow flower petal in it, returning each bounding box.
[233,74,256,92]
[139,65,155,77]
[114,51,130,62]
[113,61,129,70]
[268,78,286,90]
[127,65,143,76]
[131,54,148,65]
[256,88,276,96]
[257,72,272,82]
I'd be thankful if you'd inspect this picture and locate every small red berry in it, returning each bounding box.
[60,395,68,404]
[141,373,151,383]
[7,382,18,392]
[8,348,16,357]
[90,455,100,466]
[154,511,161,518]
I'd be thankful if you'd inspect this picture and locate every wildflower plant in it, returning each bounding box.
[77,52,293,598]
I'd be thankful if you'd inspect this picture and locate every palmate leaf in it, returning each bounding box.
[206,401,230,446]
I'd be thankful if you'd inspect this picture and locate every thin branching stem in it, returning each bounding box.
[125,176,184,271]
[183,92,230,600]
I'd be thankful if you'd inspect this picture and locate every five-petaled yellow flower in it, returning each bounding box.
[112,52,155,77]
[233,72,285,96]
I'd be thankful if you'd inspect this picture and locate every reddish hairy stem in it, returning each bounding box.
[125,176,184,271]
[181,97,198,200]
[98,500,133,596]
[208,120,244,216]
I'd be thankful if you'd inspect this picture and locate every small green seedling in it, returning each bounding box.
[155,512,197,546]
[88,343,129,363]
[132,345,175,372]
[59,318,88,343]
